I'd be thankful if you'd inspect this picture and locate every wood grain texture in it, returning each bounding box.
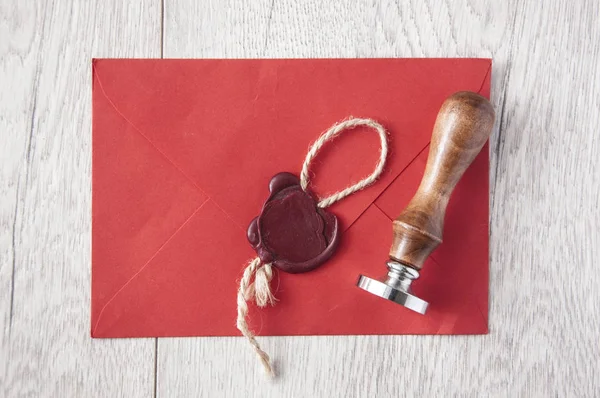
[391,92,495,270]
[1,0,599,397]
[0,1,161,397]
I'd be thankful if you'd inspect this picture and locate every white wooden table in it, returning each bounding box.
[1,1,599,397]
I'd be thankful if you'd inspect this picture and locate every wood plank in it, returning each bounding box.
[487,1,600,396]
[1,1,161,397]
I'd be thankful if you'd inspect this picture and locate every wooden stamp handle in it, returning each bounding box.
[389,91,495,270]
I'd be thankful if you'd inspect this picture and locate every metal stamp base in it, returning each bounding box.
[356,261,429,315]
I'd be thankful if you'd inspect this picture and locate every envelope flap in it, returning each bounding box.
[92,59,491,230]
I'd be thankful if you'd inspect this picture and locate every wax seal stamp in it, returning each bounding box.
[247,172,340,274]
[357,91,495,315]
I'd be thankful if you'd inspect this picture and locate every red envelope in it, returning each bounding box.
[92,58,491,337]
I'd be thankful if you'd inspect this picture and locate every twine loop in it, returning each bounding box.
[236,118,388,377]
[300,118,388,208]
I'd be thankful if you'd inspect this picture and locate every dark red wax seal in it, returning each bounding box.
[247,172,340,274]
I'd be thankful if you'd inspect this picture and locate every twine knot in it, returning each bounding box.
[244,261,276,307]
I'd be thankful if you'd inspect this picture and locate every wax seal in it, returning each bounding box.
[247,172,340,273]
